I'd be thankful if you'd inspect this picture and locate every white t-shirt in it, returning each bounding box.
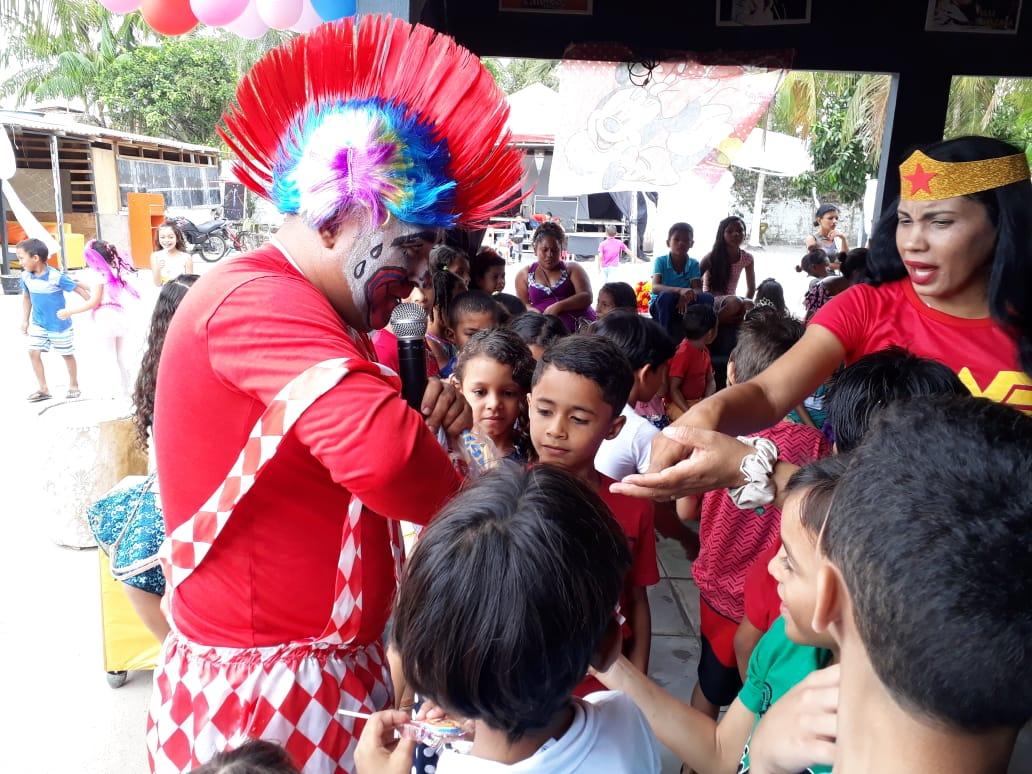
[595,404,659,481]
[436,691,661,774]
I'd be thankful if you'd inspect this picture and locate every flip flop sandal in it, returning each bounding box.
[27,391,52,403]
[66,389,81,399]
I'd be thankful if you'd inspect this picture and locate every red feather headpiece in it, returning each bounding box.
[219,16,526,230]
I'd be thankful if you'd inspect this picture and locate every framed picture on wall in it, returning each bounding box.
[925,0,1022,33]
[499,0,592,14]
[716,0,812,26]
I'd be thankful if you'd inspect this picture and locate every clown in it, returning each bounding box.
[146,17,523,774]
[608,134,1032,504]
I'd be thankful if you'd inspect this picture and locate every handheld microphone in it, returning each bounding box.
[389,302,429,410]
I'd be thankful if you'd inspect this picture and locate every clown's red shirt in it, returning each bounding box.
[155,246,461,648]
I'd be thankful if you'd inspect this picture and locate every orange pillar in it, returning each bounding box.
[127,192,165,269]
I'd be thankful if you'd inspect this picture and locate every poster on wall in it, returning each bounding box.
[548,58,784,195]
[925,0,1022,32]
[716,0,811,26]
[499,0,592,14]
[223,182,245,221]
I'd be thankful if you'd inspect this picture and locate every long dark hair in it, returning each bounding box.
[706,216,747,294]
[868,136,1032,373]
[156,220,188,252]
[430,269,466,330]
[132,274,199,447]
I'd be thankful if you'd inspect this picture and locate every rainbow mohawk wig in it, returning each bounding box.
[219,16,526,231]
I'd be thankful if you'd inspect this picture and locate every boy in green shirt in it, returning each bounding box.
[593,457,845,773]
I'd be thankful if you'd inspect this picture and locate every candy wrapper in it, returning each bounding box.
[448,427,501,480]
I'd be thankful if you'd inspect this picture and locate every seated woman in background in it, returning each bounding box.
[701,216,755,326]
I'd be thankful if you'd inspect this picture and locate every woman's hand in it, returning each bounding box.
[610,425,752,501]
[354,710,417,774]
[748,665,839,774]
[543,302,563,316]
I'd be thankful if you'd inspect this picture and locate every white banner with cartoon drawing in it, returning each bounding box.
[549,59,785,196]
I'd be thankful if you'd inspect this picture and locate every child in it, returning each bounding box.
[529,335,659,680]
[470,246,506,294]
[355,465,661,774]
[590,458,846,774]
[648,222,706,340]
[191,739,300,774]
[448,290,503,352]
[427,269,466,377]
[596,225,636,282]
[493,292,526,322]
[667,304,718,417]
[732,346,967,677]
[18,238,88,401]
[798,248,831,321]
[814,397,1032,772]
[753,277,787,316]
[431,244,471,288]
[509,311,568,361]
[591,311,675,481]
[454,328,535,461]
[680,306,829,720]
[596,281,638,318]
[150,220,194,286]
[58,239,140,397]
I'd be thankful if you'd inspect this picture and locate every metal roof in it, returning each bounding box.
[0,109,219,153]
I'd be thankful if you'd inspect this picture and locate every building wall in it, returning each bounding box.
[92,146,120,216]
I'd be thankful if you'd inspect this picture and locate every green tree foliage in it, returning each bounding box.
[946,76,1032,161]
[483,58,558,94]
[97,37,237,146]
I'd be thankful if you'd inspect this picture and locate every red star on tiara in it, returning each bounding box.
[904,164,937,196]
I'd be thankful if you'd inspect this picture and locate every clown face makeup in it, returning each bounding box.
[343,220,437,331]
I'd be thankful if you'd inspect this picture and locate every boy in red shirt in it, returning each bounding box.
[678,307,830,719]
[529,335,659,683]
[667,304,718,417]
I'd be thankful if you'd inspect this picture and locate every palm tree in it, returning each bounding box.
[0,0,151,123]
[946,76,1032,152]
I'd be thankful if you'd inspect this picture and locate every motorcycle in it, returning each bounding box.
[172,216,230,262]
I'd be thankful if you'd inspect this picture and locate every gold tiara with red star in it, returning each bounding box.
[900,150,1030,201]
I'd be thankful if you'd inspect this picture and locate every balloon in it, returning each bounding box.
[256,0,302,30]
[140,0,198,36]
[290,1,323,33]
[311,0,356,22]
[189,0,248,27]
[98,0,142,12]
[225,1,269,39]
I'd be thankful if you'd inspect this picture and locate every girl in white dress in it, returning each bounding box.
[150,220,194,286]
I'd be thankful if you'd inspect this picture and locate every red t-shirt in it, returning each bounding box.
[576,474,660,696]
[743,542,781,633]
[154,246,461,648]
[372,328,440,379]
[669,341,712,402]
[812,280,1032,413]
[692,421,830,623]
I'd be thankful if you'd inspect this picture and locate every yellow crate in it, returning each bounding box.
[98,551,161,674]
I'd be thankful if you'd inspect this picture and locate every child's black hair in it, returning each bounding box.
[784,455,850,541]
[448,290,503,331]
[667,221,693,241]
[16,238,48,261]
[509,311,568,351]
[591,309,675,371]
[754,277,787,316]
[728,305,804,383]
[822,397,1032,732]
[705,216,748,294]
[430,243,468,274]
[796,249,829,275]
[190,739,299,774]
[392,464,631,743]
[868,136,1032,373]
[681,304,718,341]
[840,247,869,283]
[493,292,526,322]
[598,281,637,311]
[824,347,967,453]
[470,247,506,292]
[532,334,633,418]
[431,269,466,330]
[455,328,536,394]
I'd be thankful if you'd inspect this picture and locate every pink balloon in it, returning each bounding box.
[256,0,302,30]
[189,0,248,27]
[290,1,323,33]
[99,0,142,12]
[224,1,268,39]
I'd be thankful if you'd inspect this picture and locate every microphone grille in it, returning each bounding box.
[389,302,428,340]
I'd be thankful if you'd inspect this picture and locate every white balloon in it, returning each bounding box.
[290,1,323,33]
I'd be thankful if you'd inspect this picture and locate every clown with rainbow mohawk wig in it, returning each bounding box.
[146,18,523,774]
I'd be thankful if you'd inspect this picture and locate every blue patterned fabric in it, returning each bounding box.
[87,476,166,596]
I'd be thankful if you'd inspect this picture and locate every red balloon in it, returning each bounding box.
[140,0,199,36]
